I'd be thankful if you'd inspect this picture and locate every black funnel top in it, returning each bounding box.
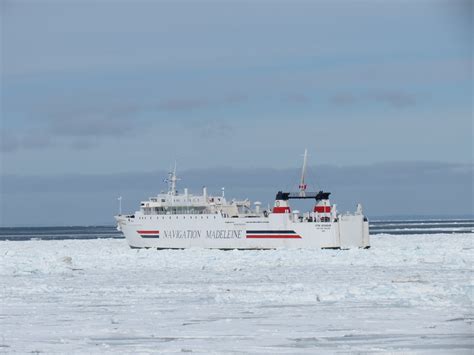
[275,190,331,201]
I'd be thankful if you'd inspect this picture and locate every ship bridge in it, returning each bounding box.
[138,168,260,218]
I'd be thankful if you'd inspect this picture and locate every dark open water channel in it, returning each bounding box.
[0,219,472,241]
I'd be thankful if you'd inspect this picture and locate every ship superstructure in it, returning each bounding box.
[115,152,370,249]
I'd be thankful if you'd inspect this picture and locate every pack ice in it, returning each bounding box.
[0,233,472,353]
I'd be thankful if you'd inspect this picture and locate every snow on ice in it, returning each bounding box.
[1,233,472,353]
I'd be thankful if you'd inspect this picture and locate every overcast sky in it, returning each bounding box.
[1,0,472,225]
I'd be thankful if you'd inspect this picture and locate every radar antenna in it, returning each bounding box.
[165,161,180,196]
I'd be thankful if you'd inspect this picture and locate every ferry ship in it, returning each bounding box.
[115,151,370,249]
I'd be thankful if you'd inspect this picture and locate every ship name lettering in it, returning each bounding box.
[206,230,242,239]
[163,230,201,239]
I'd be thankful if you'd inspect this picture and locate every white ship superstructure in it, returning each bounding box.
[115,152,370,249]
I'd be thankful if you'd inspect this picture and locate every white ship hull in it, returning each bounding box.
[115,151,370,249]
[115,213,369,249]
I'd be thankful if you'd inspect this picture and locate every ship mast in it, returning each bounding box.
[167,161,179,196]
[299,149,308,197]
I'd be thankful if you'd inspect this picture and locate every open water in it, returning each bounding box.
[0,218,472,241]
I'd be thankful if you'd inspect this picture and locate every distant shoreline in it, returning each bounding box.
[1,215,473,229]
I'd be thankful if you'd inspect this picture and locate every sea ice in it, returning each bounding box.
[0,233,472,353]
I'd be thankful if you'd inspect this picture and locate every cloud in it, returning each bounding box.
[1,107,135,154]
[187,119,235,138]
[0,134,20,153]
[2,161,472,226]
[1,92,248,154]
[329,93,356,106]
[69,138,100,151]
[283,93,311,104]
[157,98,210,111]
[156,94,247,112]
[224,94,247,105]
[368,91,416,108]
[0,131,53,152]
[329,90,417,108]
[22,131,53,149]
[50,112,133,137]
[45,94,245,139]
[40,100,144,140]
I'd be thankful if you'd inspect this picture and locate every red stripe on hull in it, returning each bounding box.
[246,235,302,239]
[137,230,160,234]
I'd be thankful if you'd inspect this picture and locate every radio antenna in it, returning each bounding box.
[299,149,308,197]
